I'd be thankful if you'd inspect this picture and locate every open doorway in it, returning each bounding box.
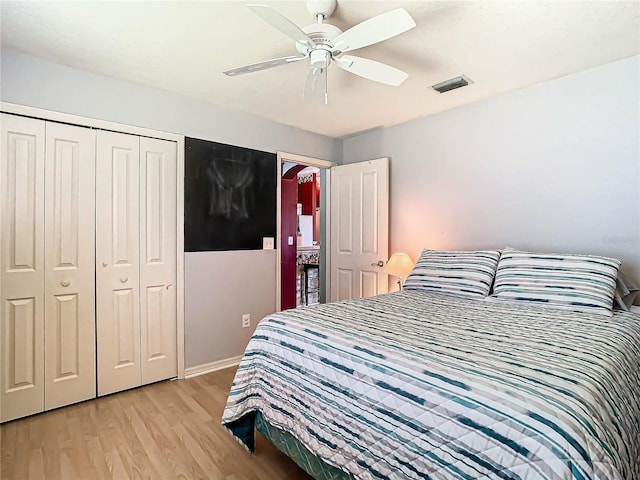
[281,164,320,309]
[276,152,336,312]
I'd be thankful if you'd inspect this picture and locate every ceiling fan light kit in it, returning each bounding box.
[223,0,416,104]
[310,49,330,69]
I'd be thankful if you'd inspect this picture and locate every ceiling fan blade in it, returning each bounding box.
[335,55,408,86]
[331,8,416,54]
[247,4,315,50]
[223,55,306,76]
[304,67,328,104]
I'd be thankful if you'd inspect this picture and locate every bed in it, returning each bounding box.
[222,250,640,480]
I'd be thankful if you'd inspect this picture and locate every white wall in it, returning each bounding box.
[343,56,640,284]
[0,48,341,368]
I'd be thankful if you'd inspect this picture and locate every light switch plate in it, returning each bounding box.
[263,237,274,250]
[288,236,294,246]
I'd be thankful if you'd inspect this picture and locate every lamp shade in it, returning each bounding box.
[383,253,415,279]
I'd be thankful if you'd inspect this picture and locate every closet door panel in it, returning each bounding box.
[96,131,141,396]
[139,138,177,384]
[0,114,45,422]
[44,122,96,410]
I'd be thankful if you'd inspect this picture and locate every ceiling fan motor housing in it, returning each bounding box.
[296,23,343,56]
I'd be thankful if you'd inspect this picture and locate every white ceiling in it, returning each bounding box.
[1,1,638,138]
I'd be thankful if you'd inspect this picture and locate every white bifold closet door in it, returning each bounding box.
[1,115,96,422]
[96,131,176,396]
[44,122,96,410]
[1,115,46,421]
[138,137,177,386]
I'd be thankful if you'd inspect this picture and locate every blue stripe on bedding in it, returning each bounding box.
[222,290,640,480]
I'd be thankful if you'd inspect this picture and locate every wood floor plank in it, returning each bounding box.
[26,446,44,480]
[84,437,111,480]
[1,419,17,478]
[13,415,32,479]
[1,367,313,480]
[65,414,97,479]
[103,448,129,479]
[172,422,224,479]
[173,383,212,423]
[127,403,174,477]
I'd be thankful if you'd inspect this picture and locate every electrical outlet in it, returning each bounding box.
[242,314,251,328]
[263,237,274,250]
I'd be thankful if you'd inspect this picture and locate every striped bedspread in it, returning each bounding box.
[222,291,640,479]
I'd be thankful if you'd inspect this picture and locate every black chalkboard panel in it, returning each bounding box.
[184,137,276,251]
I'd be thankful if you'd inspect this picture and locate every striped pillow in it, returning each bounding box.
[491,249,620,316]
[403,249,501,298]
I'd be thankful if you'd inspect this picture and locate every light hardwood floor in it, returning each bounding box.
[1,367,313,480]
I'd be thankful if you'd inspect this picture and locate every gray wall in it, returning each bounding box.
[0,48,341,368]
[343,56,640,283]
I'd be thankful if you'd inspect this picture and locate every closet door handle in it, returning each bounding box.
[120,276,128,284]
[102,262,108,267]
[60,279,70,287]
[166,284,172,290]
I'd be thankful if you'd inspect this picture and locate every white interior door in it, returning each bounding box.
[139,137,177,385]
[96,130,141,396]
[330,158,389,302]
[44,122,96,410]
[0,114,46,422]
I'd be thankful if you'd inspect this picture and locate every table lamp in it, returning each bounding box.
[383,253,415,290]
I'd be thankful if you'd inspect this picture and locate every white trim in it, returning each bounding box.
[0,102,181,142]
[176,136,186,379]
[1,102,187,381]
[324,167,332,302]
[276,152,337,312]
[276,155,282,312]
[184,356,242,379]
[279,151,335,169]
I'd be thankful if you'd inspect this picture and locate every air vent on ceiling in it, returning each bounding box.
[431,75,473,93]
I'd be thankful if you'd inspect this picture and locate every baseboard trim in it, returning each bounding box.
[184,356,243,379]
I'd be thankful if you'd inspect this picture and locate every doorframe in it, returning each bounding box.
[0,102,187,380]
[276,152,336,312]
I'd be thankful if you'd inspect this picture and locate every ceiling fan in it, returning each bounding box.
[223,0,416,104]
